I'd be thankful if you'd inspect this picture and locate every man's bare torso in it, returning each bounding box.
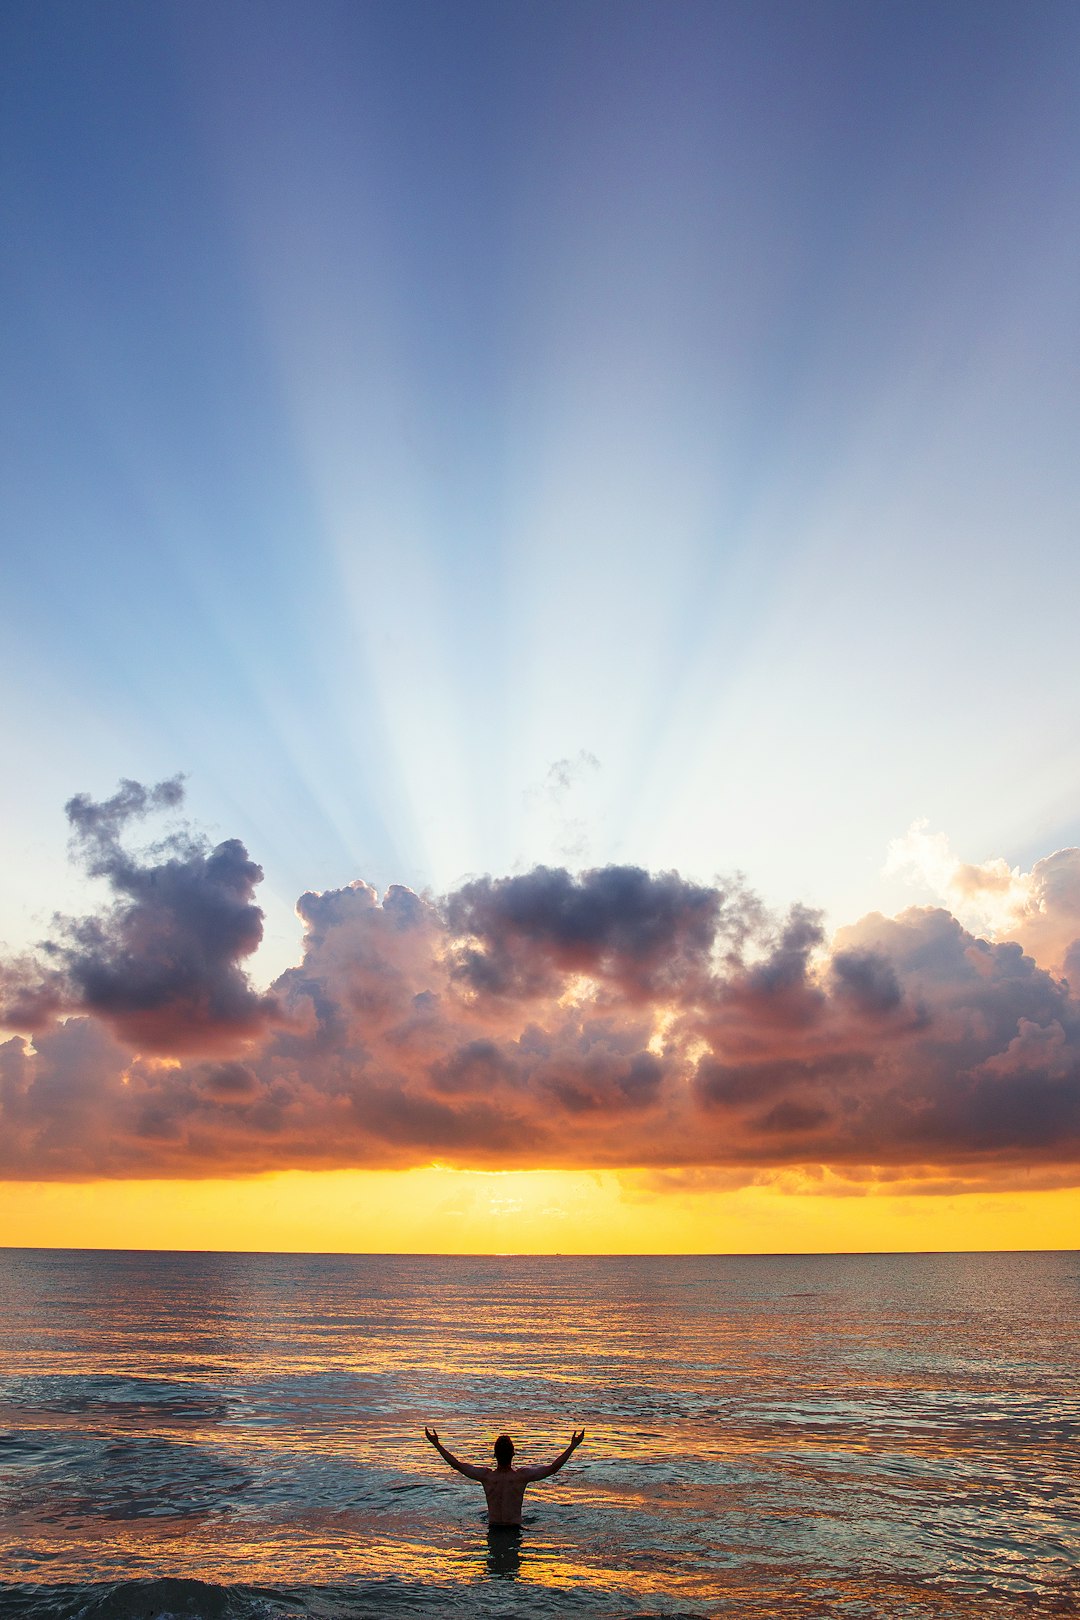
[478,1465,531,1526]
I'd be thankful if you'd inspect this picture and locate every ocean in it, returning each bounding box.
[0,1248,1076,1618]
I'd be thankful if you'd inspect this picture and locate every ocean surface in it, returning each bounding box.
[0,1249,1076,1619]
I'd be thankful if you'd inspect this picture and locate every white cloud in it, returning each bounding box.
[884,819,1080,977]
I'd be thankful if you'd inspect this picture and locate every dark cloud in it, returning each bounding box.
[199,1062,260,1102]
[755,1099,833,1135]
[830,947,905,1018]
[696,1053,869,1110]
[429,1040,518,1097]
[0,779,276,1053]
[2,783,1080,1186]
[445,864,735,1000]
[65,776,186,870]
[539,1046,665,1115]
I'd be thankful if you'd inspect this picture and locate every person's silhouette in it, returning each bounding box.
[424,1427,585,1527]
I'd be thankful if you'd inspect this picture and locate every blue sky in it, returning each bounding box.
[3,0,1080,984]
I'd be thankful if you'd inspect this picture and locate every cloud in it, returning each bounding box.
[0,779,276,1053]
[543,752,600,798]
[1,783,1079,1186]
[885,818,1080,977]
[522,751,602,862]
[444,864,741,1001]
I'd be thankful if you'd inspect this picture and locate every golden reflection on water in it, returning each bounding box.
[3,1515,713,1602]
[0,1250,1078,1617]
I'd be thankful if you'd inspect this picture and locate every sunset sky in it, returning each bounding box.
[2,1,1079,1251]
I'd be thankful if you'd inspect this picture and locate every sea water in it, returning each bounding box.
[0,1248,1076,1618]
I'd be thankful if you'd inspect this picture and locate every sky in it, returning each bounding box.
[1,1,1079,1252]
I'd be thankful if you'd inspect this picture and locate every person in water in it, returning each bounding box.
[424,1426,585,1527]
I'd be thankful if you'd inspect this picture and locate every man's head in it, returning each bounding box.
[493,1434,515,1467]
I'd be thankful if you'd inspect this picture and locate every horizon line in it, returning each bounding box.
[1,1244,1075,1259]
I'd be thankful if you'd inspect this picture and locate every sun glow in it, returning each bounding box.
[0,1169,1074,1255]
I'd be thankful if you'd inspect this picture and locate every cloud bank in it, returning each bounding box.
[2,781,1080,1186]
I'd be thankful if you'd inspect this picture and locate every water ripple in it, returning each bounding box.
[0,1250,1076,1618]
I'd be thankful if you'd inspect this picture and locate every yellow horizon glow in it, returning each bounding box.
[0,1167,1076,1254]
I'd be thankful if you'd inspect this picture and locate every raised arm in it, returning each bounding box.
[423,1426,486,1480]
[518,1429,586,1482]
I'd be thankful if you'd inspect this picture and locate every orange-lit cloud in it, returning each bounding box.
[2,781,1080,1189]
[886,818,1080,978]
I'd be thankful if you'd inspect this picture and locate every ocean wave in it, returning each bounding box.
[3,1573,1078,1620]
[0,1579,289,1620]
[0,1376,232,1425]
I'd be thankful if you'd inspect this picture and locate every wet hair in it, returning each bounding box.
[493,1434,515,1466]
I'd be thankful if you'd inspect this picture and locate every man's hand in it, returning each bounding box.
[423,1428,484,1480]
[569,1428,585,1450]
